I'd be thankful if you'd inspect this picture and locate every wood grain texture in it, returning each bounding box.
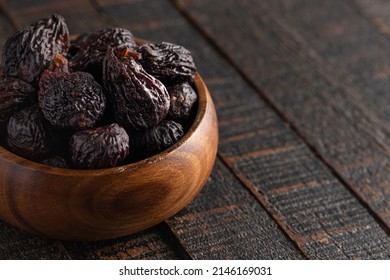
[166,159,304,259]
[0,11,14,48]
[213,74,390,258]
[1,0,389,260]
[98,0,390,259]
[0,220,71,259]
[176,0,390,229]
[255,0,390,146]
[64,160,304,260]
[63,223,189,260]
[96,0,305,259]
[346,0,390,38]
[0,0,213,258]
[0,0,109,32]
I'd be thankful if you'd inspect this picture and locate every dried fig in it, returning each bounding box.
[137,42,196,85]
[70,123,129,169]
[6,105,51,160]
[103,47,169,130]
[167,82,197,123]
[0,77,37,129]
[39,54,106,130]
[2,14,70,83]
[131,120,184,159]
[70,28,136,80]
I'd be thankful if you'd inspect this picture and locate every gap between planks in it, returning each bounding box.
[170,0,390,237]
[161,221,194,260]
[92,0,307,258]
[161,0,309,258]
[0,0,191,260]
[214,153,309,257]
[75,0,302,259]
[1,0,386,259]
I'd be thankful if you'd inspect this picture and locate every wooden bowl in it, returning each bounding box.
[0,74,218,241]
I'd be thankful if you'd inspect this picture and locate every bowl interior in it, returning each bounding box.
[0,37,218,240]
[0,73,207,176]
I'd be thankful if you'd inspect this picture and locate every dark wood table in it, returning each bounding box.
[0,0,389,260]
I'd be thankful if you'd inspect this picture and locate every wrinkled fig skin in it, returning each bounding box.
[0,77,37,128]
[70,28,136,80]
[39,54,106,130]
[167,82,198,122]
[131,120,184,159]
[137,42,197,85]
[70,123,130,169]
[103,47,170,131]
[2,14,70,83]
[6,105,51,160]
[42,155,69,168]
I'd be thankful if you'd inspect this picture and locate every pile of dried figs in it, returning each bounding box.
[0,14,198,169]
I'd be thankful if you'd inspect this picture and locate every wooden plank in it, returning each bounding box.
[97,0,390,259]
[64,160,304,260]
[0,221,71,259]
[346,0,390,38]
[0,0,109,32]
[213,76,390,259]
[0,0,190,260]
[254,0,390,142]
[63,224,189,260]
[95,0,185,41]
[0,10,14,48]
[166,159,303,259]
[96,0,306,259]
[176,0,390,229]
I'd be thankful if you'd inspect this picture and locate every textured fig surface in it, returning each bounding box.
[103,47,170,130]
[6,105,51,160]
[39,55,106,130]
[131,120,184,159]
[70,28,136,80]
[138,42,196,85]
[167,82,198,123]
[2,14,70,83]
[70,123,130,169]
[0,77,37,128]
[42,155,69,168]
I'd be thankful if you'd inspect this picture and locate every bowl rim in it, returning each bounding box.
[0,73,208,176]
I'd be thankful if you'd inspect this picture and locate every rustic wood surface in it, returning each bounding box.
[0,0,389,259]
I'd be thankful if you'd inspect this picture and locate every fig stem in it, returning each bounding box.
[121,48,141,61]
[48,53,69,73]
